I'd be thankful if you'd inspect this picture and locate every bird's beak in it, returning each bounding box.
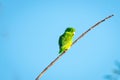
[73,32,75,35]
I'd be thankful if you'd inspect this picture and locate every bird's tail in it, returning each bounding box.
[59,50,62,54]
[59,49,64,54]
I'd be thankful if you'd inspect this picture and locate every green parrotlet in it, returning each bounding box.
[58,27,76,54]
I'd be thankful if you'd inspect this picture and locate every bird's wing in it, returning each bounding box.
[59,34,64,48]
[59,33,70,47]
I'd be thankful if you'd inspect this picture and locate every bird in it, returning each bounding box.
[58,27,76,54]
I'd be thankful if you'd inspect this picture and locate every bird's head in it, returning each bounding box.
[65,27,76,34]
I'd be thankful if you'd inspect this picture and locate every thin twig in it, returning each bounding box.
[35,52,65,80]
[35,14,114,80]
[72,14,114,45]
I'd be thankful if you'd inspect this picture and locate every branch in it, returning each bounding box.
[35,14,114,80]
[72,14,114,45]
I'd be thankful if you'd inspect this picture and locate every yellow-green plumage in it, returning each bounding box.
[59,27,75,54]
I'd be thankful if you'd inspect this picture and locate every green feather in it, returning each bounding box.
[58,27,75,54]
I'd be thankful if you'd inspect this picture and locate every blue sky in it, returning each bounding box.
[0,0,120,80]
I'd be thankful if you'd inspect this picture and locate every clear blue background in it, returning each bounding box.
[0,0,120,80]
